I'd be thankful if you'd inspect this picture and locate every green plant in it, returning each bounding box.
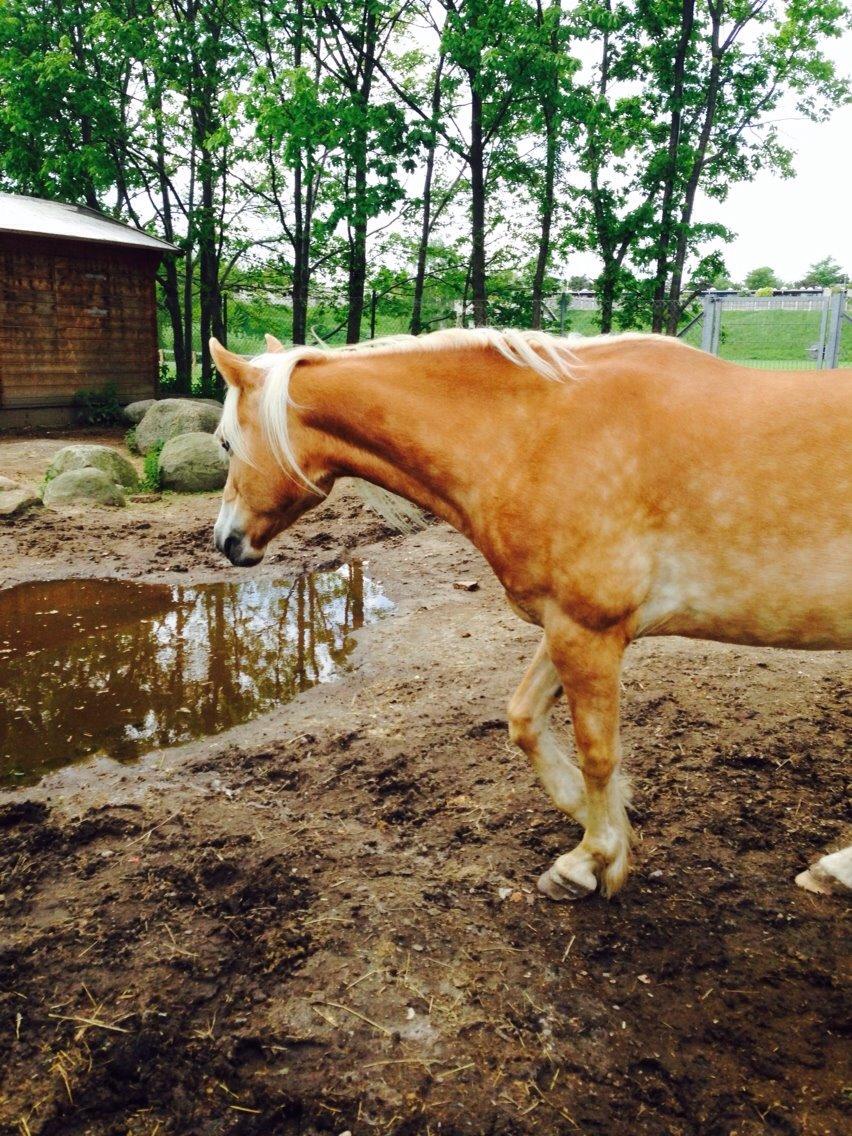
[72,382,123,426]
[124,428,139,454]
[141,442,164,492]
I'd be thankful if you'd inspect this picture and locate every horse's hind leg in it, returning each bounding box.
[537,619,634,901]
[508,636,587,825]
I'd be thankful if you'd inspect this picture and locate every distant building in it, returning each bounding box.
[0,193,177,427]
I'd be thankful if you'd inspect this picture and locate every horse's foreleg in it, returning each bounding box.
[537,619,634,901]
[507,636,587,825]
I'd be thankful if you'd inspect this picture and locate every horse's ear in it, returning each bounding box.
[264,333,285,353]
[210,339,258,389]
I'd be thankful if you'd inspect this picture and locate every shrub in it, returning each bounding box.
[141,442,164,492]
[72,382,123,426]
[125,428,139,454]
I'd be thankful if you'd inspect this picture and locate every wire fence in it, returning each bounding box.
[159,286,850,385]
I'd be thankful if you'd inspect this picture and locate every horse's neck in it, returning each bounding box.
[294,348,527,538]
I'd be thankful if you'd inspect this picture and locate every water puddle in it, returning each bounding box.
[0,564,392,786]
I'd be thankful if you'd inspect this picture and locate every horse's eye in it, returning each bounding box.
[221,439,231,454]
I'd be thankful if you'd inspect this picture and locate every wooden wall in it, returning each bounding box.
[0,235,161,413]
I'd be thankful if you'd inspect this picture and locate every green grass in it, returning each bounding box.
[160,296,850,382]
[141,442,164,492]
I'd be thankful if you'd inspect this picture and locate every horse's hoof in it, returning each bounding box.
[796,866,851,898]
[537,865,597,902]
[796,869,832,895]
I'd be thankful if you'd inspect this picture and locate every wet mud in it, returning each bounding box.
[0,567,392,785]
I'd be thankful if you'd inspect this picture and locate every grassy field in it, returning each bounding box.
[160,296,850,389]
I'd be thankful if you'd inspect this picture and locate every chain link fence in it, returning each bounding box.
[160,285,850,383]
[695,290,850,370]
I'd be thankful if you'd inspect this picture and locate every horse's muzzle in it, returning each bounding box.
[215,528,263,567]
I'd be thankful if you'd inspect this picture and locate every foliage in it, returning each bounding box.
[745,267,782,291]
[0,0,848,347]
[125,428,139,454]
[71,382,123,427]
[141,442,164,493]
[798,256,848,287]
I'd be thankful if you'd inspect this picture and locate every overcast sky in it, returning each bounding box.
[709,99,852,282]
[566,28,852,286]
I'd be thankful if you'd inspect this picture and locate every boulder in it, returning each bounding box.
[158,432,229,492]
[0,487,42,517]
[122,398,157,425]
[43,467,126,508]
[136,399,223,454]
[46,444,139,489]
[0,475,19,491]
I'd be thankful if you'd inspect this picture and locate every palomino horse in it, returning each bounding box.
[210,329,851,900]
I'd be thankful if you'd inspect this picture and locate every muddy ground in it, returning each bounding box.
[1,429,850,1136]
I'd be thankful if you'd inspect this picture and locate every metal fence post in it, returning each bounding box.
[822,289,845,369]
[700,294,721,354]
[559,291,568,336]
[369,289,378,340]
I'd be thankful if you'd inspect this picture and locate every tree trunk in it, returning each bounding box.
[598,261,617,333]
[198,149,218,396]
[291,1,309,345]
[531,0,561,329]
[345,12,376,344]
[531,108,557,329]
[410,56,444,336]
[650,0,695,333]
[469,83,488,326]
[665,13,723,335]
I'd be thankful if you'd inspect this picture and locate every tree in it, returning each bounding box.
[311,0,415,343]
[744,266,781,291]
[571,0,851,332]
[799,256,848,288]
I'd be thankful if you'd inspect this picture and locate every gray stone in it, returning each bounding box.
[43,467,126,508]
[158,432,229,492]
[122,399,157,425]
[0,488,42,517]
[136,399,223,454]
[0,475,19,491]
[46,444,139,489]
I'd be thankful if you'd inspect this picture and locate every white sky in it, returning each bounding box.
[708,99,852,281]
[565,28,852,286]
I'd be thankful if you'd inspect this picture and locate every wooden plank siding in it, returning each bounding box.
[0,234,161,411]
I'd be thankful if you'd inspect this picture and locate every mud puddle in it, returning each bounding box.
[0,562,392,785]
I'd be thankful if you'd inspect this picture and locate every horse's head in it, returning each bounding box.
[210,336,329,566]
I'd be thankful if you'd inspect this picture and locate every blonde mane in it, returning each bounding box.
[218,327,594,529]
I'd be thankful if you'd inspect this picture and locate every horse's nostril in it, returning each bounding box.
[223,533,241,560]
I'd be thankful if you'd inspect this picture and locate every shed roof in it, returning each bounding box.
[0,192,179,254]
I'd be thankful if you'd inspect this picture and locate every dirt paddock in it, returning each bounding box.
[1,430,849,1136]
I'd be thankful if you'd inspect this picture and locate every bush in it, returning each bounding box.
[141,442,164,492]
[72,382,123,426]
[125,428,139,454]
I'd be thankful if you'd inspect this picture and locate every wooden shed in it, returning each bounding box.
[0,193,177,428]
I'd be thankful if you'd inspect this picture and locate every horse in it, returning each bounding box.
[210,328,851,901]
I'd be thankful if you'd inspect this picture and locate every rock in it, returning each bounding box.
[0,476,19,491]
[46,444,139,489]
[136,399,223,454]
[158,432,229,492]
[0,488,42,517]
[453,579,480,592]
[122,398,157,425]
[42,467,126,508]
